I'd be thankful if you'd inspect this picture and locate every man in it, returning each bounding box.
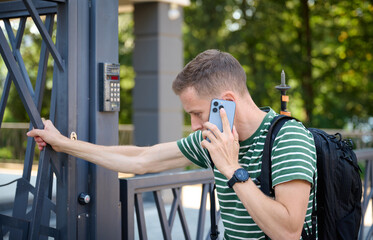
[28,49,317,239]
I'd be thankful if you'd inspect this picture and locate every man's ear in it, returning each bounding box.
[220,91,236,102]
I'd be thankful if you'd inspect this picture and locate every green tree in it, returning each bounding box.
[2,1,372,130]
[183,0,373,128]
[118,13,135,124]
[310,1,373,127]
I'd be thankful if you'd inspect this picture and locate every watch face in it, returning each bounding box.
[235,168,249,181]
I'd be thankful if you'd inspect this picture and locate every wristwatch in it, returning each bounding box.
[227,168,249,188]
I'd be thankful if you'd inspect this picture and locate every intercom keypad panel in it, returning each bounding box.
[110,82,120,103]
[99,63,120,112]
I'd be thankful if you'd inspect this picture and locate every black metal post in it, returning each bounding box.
[275,70,291,116]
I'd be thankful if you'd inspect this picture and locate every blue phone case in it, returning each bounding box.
[208,99,236,133]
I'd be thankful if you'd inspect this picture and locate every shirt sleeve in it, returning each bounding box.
[271,120,317,187]
[176,130,212,169]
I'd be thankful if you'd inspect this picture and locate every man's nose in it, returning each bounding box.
[191,117,203,131]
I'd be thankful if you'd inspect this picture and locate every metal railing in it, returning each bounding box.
[120,170,218,240]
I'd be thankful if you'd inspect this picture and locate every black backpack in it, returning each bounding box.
[259,115,362,240]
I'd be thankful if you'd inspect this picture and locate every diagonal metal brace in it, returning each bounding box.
[0,27,44,130]
[22,0,65,71]
[4,18,35,98]
[0,18,27,129]
[28,146,54,239]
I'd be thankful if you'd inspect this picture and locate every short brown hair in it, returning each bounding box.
[172,49,247,97]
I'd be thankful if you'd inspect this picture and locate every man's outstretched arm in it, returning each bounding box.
[27,120,191,174]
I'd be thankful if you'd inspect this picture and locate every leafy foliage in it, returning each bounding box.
[118,13,135,124]
[183,0,373,128]
[1,1,372,130]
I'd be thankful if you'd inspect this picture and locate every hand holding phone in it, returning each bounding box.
[205,99,237,168]
[208,99,236,134]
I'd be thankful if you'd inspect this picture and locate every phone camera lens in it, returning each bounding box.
[213,108,218,113]
[213,101,219,106]
[219,105,224,109]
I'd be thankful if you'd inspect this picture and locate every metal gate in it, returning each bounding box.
[0,0,121,239]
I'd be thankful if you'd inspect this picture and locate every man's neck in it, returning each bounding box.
[234,100,267,141]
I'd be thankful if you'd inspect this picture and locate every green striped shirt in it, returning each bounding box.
[177,107,317,240]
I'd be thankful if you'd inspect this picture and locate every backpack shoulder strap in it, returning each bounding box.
[207,152,220,240]
[259,115,295,197]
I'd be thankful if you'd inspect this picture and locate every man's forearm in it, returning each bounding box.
[56,138,190,174]
[27,120,191,175]
[233,179,310,240]
[56,138,146,174]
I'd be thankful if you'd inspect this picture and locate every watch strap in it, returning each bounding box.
[227,175,237,188]
[227,168,249,188]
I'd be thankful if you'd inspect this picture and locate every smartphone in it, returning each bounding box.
[208,99,236,133]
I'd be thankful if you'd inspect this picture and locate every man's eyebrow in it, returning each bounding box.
[188,110,201,114]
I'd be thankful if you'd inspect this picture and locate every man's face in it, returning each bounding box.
[179,87,211,132]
